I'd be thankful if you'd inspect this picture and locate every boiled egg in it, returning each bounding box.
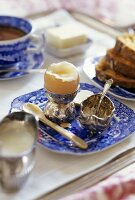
[44,61,79,94]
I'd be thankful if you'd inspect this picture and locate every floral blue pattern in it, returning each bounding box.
[0,16,32,65]
[0,48,44,80]
[10,83,135,155]
[83,56,135,101]
[0,16,32,33]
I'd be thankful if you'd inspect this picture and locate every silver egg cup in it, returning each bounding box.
[44,87,79,123]
[79,93,115,132]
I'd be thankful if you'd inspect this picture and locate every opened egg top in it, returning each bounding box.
[44,61,79,94]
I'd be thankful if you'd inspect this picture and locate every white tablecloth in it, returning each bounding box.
[0,10,135,200]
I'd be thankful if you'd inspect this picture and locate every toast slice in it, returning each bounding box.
[114,33,135,63]
[95,58,135,88]
[105,48,135,79]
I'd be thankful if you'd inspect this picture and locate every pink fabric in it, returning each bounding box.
[0,0,117,18]
[0,0,61,16]
[0,0,135,26]
[60,0,117,18]
[0,0,134,26]
[60,166,135,200]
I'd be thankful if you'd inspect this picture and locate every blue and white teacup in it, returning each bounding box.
[0,16,45,68]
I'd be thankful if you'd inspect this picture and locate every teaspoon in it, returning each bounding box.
[23,103,88,150]
[96,79,113,115]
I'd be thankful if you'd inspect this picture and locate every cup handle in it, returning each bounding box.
[26,32,45,54]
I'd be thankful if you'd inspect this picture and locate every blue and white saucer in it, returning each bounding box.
[10,83,135,155]
[0,46,44,80]
[83,55,135,101]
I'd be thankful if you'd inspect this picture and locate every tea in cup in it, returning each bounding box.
[0,16,45,68]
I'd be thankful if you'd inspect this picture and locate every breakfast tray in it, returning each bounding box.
[28,10,135,200]
[26,10,135,200]
[0,5,134,200]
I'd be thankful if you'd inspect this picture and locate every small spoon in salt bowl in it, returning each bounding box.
[96,79,113,116]
[23,103,88,150]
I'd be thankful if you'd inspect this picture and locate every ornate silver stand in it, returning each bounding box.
[44,88,79,123]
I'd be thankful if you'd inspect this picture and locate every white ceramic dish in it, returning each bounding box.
[46,38,92,58]
[83,55,135,101]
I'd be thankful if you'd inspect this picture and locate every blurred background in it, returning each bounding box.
[0,0,135,27]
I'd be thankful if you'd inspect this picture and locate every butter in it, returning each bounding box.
[46,24,87,48]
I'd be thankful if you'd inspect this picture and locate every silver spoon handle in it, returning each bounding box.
[0,68,46,74]
[40,116,88,150]
[96,79,113,115]
[102,79,113,98]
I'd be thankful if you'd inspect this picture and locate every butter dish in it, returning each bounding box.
[46,38,92,58]
[45,23,92,58]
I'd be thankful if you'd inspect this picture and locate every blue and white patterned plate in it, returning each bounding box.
[9,83,135,155]
[83,55,135,101]
[0,45,44,80]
